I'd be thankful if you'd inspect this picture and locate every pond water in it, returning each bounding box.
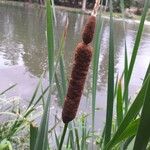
[0,3,150,129]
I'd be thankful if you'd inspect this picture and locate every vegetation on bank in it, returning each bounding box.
[1,0,150,21]
[0,0,150,150]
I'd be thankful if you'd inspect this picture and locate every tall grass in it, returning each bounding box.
[0,0,150,149]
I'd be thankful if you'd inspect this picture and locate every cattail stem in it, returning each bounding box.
[58,123,68,150]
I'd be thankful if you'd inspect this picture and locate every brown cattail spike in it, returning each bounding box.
[62,43,92,124]
[82,16,96,45]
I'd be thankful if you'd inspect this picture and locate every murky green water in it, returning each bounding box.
[0,3,150,128]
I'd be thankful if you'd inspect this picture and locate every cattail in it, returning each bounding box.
[62,43,92,123]
[82,16,96,44]
[62,15,96,124]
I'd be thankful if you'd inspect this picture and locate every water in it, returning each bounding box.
[0,3,150,129]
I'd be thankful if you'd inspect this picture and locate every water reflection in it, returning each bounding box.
[0,4,150,101]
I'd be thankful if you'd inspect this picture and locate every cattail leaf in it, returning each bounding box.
[105,75,150,150]
[30,124,38,150]
[55,73,64,105]
[116,79,123,127]
[34,0,55,149]
[120,0,129,113]
[111,118,140,147]
[143,63,150,83]
[123,0,150,101]
[104,0,115,145]
[133,77,150,150]
[59,56,67,98]
[92,14,104,130]
[124,43,129,113]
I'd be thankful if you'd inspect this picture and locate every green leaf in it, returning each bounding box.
[54,130,59,149]
[28,79,41,109]
[116,79,123,127]
[133,76,150,150]
[105,75,150,150]
[0,84,17,96]
[104,0,115,145]
[34,0,55,149]
[55,73,64,105]
[124,0,150,100]
[74,122,80,150]
[92,14,104,131]
[114,118,140,146]
[30,124,38,150]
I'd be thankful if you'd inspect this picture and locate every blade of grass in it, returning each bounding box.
[133,76,150,150]
[28,79,41,109]
[104,0,115,146]
[0,84,17,95]
[54,130,59,149]
[33,85,50,107]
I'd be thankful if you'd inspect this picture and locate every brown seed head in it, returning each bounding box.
[82,16,96,45]
[62,43,92,123]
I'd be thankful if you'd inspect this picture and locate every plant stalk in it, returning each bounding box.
[58,123,68,150]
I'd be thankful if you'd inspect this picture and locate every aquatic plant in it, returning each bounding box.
[0,0,150,149]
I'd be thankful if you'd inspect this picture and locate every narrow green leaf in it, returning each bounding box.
[143,63,150,83]
[30,124,38,150]
[28,79,41,109]
[123,136,134,150]
[59,55,67,97]
[104,0,115,145]
[124,42,129,114]
[33,85,50,107]
[116,79,123,127]
[55,73,64,105]
[105,75,150,150]
[46,0,55,84]
[133,77,150,150]
[92,14,104,130]
[74,122,80,150]
[0,84,17,95]
[34,0,55,149]
[124,0,150,99]
[68,123,75,150]
[114,118,140,146]
[54,130,59,149]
